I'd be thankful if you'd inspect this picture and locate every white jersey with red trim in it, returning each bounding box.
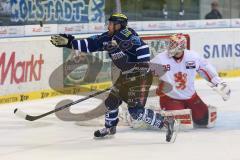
[150,49,222,100]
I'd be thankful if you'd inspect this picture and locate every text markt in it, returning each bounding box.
[0,52,44,85]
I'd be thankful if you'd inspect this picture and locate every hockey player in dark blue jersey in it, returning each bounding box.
[50,13,177,142]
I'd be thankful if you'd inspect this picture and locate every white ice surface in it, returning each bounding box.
[0,78,240,160]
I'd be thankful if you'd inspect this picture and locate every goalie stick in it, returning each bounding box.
[14,87,111,121]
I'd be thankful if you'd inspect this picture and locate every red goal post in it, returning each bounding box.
[141,34,190,58]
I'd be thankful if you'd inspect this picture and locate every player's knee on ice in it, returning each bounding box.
[194,113,209,126]
[194,106,217,128]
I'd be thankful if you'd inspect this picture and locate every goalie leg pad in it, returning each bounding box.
[160,106,217,129]
[206,105,217,128]
[186,93,209,126]
[160,109,194,130]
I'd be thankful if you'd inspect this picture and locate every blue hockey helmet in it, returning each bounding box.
[108,13,128,28]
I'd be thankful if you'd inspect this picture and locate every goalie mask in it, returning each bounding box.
[168,34,187,57]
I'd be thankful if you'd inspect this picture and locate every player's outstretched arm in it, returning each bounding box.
[197,56,231,101]
[50,33,103,53]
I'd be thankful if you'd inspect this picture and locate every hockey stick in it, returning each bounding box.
[14,87,111,121]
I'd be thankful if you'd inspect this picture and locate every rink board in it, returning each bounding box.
[0,29,240,104]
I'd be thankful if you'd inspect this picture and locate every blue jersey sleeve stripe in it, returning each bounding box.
[71,40,78,50]
[136,47,150,57]
[137,54,151,59]
[80,40,87,52]
[84,39,90,53]
[77,40,81,51]
[136,45,149,51]
[72,36,101,53]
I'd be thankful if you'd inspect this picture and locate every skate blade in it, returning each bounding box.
[167,120,180,143]
[93,134,115,140]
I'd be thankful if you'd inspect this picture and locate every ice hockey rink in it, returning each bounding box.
[0,78,240,160]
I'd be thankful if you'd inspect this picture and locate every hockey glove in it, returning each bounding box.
[50,34,75,48]
[208,82,231,101]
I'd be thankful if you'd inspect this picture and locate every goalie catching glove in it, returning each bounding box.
[208,81,231,101]
[50,34,75,48]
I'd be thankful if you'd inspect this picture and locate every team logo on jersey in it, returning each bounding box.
[174,72,187,90]
[185,61,196,69]
[120,29,132,37]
